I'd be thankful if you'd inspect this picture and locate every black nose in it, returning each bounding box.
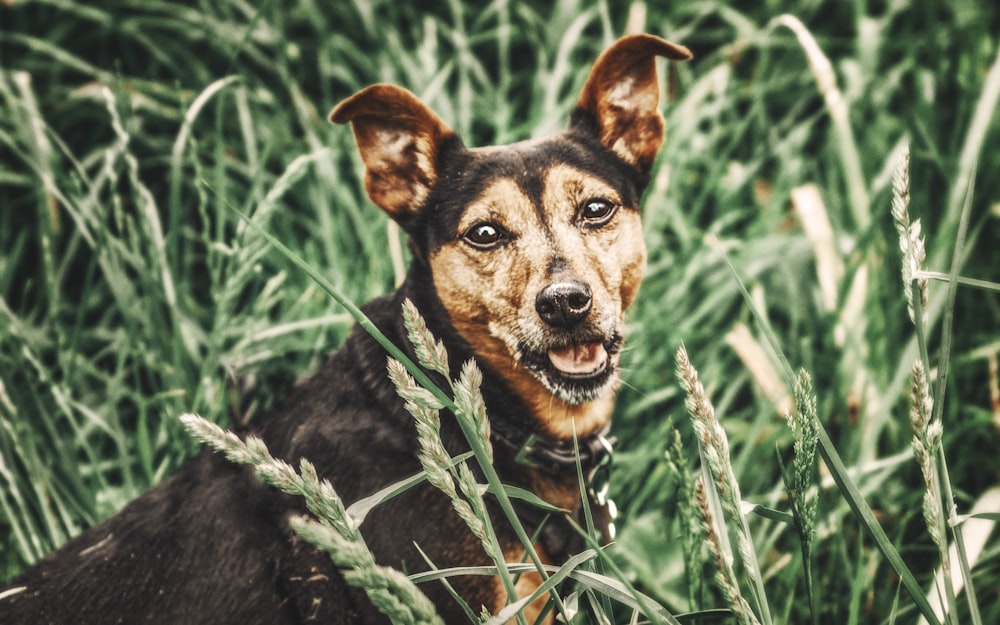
[535,280,593,328]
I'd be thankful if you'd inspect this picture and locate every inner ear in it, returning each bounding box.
[572,34,692,175]
[330,85,455,227]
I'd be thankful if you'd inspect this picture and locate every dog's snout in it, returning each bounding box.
[535,280,593,328]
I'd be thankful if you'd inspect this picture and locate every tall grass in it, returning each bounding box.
[1,0,999,623]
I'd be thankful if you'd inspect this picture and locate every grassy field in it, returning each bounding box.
[2,0,999,623]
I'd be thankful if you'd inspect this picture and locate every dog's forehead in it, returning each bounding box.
[463,133,627,184]
[418,132,642,247]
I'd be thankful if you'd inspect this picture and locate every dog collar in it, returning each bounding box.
[490,421,620,554]
[489,421,615,478]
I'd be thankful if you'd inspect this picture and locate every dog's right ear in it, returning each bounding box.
[330,85,454,225]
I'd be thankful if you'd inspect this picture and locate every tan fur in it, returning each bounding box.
[492,543,554,625]
[511,569,551,625]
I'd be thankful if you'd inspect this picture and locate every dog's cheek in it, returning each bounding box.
[430,245,525,354]
[430,246,491,323]
[618,245,647,310]
[611,216,648,311]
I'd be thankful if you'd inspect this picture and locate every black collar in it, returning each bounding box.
[488,419,618,562]
[489,419,615,478]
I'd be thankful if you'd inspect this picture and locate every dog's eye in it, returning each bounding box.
[579,198,617,225]
[463,222,506,249]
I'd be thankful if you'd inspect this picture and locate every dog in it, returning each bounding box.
[0,34,690,624]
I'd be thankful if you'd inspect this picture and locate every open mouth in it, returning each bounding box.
[519,335,622,404]
[547,341,609,377]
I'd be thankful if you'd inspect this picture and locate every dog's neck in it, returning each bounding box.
[497,369,615,440]
[349,263,614,548]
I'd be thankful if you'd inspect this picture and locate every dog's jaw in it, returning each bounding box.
[445,316,622,439]
[503,357,619,440]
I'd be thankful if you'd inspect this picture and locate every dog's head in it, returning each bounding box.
[332,35,691,438]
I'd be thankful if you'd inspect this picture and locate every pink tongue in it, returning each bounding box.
[548,342,608,375]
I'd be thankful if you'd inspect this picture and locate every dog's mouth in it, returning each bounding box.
[547,341,609,377]
[518,334,621,404]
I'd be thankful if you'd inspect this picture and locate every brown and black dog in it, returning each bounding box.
[0,34,690,624]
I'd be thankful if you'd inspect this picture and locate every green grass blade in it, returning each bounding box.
[213,188,444,401]
[746,500,795,526]
[928,165,983,625]
[412,543,480,623]
[346,451,475,526]
[410,557,688,625]
[169,76,242,278]
[814,426,939,625]
[934,43,1000,266]
[773,14,869,230]
[481,550,597,625]
[710,236,942,625]
[567,517,682,625]
[917,272,1000,293]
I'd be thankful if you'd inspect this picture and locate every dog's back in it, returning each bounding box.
[0,311,386,624]
[3,452,310,623]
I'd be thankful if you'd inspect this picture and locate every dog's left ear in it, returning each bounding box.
[573,34,692,174]
[330,85,454,226]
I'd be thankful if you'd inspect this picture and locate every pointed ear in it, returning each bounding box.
[330,85,454,225]
[573,34,692,174]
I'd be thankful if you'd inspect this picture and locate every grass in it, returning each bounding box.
[2,0,1000,623]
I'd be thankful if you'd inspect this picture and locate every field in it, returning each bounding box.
[1,0,999,623]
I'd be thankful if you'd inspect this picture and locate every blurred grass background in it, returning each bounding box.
[1,0,998,622]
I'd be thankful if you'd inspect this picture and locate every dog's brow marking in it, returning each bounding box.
[541,164,624,222]
[454,177,537,235]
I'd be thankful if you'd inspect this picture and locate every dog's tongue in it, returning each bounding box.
[548,342,607,375]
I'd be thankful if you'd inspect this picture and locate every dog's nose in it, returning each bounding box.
[535,280,593,328]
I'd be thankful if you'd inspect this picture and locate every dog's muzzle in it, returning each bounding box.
[519,279,620,403]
